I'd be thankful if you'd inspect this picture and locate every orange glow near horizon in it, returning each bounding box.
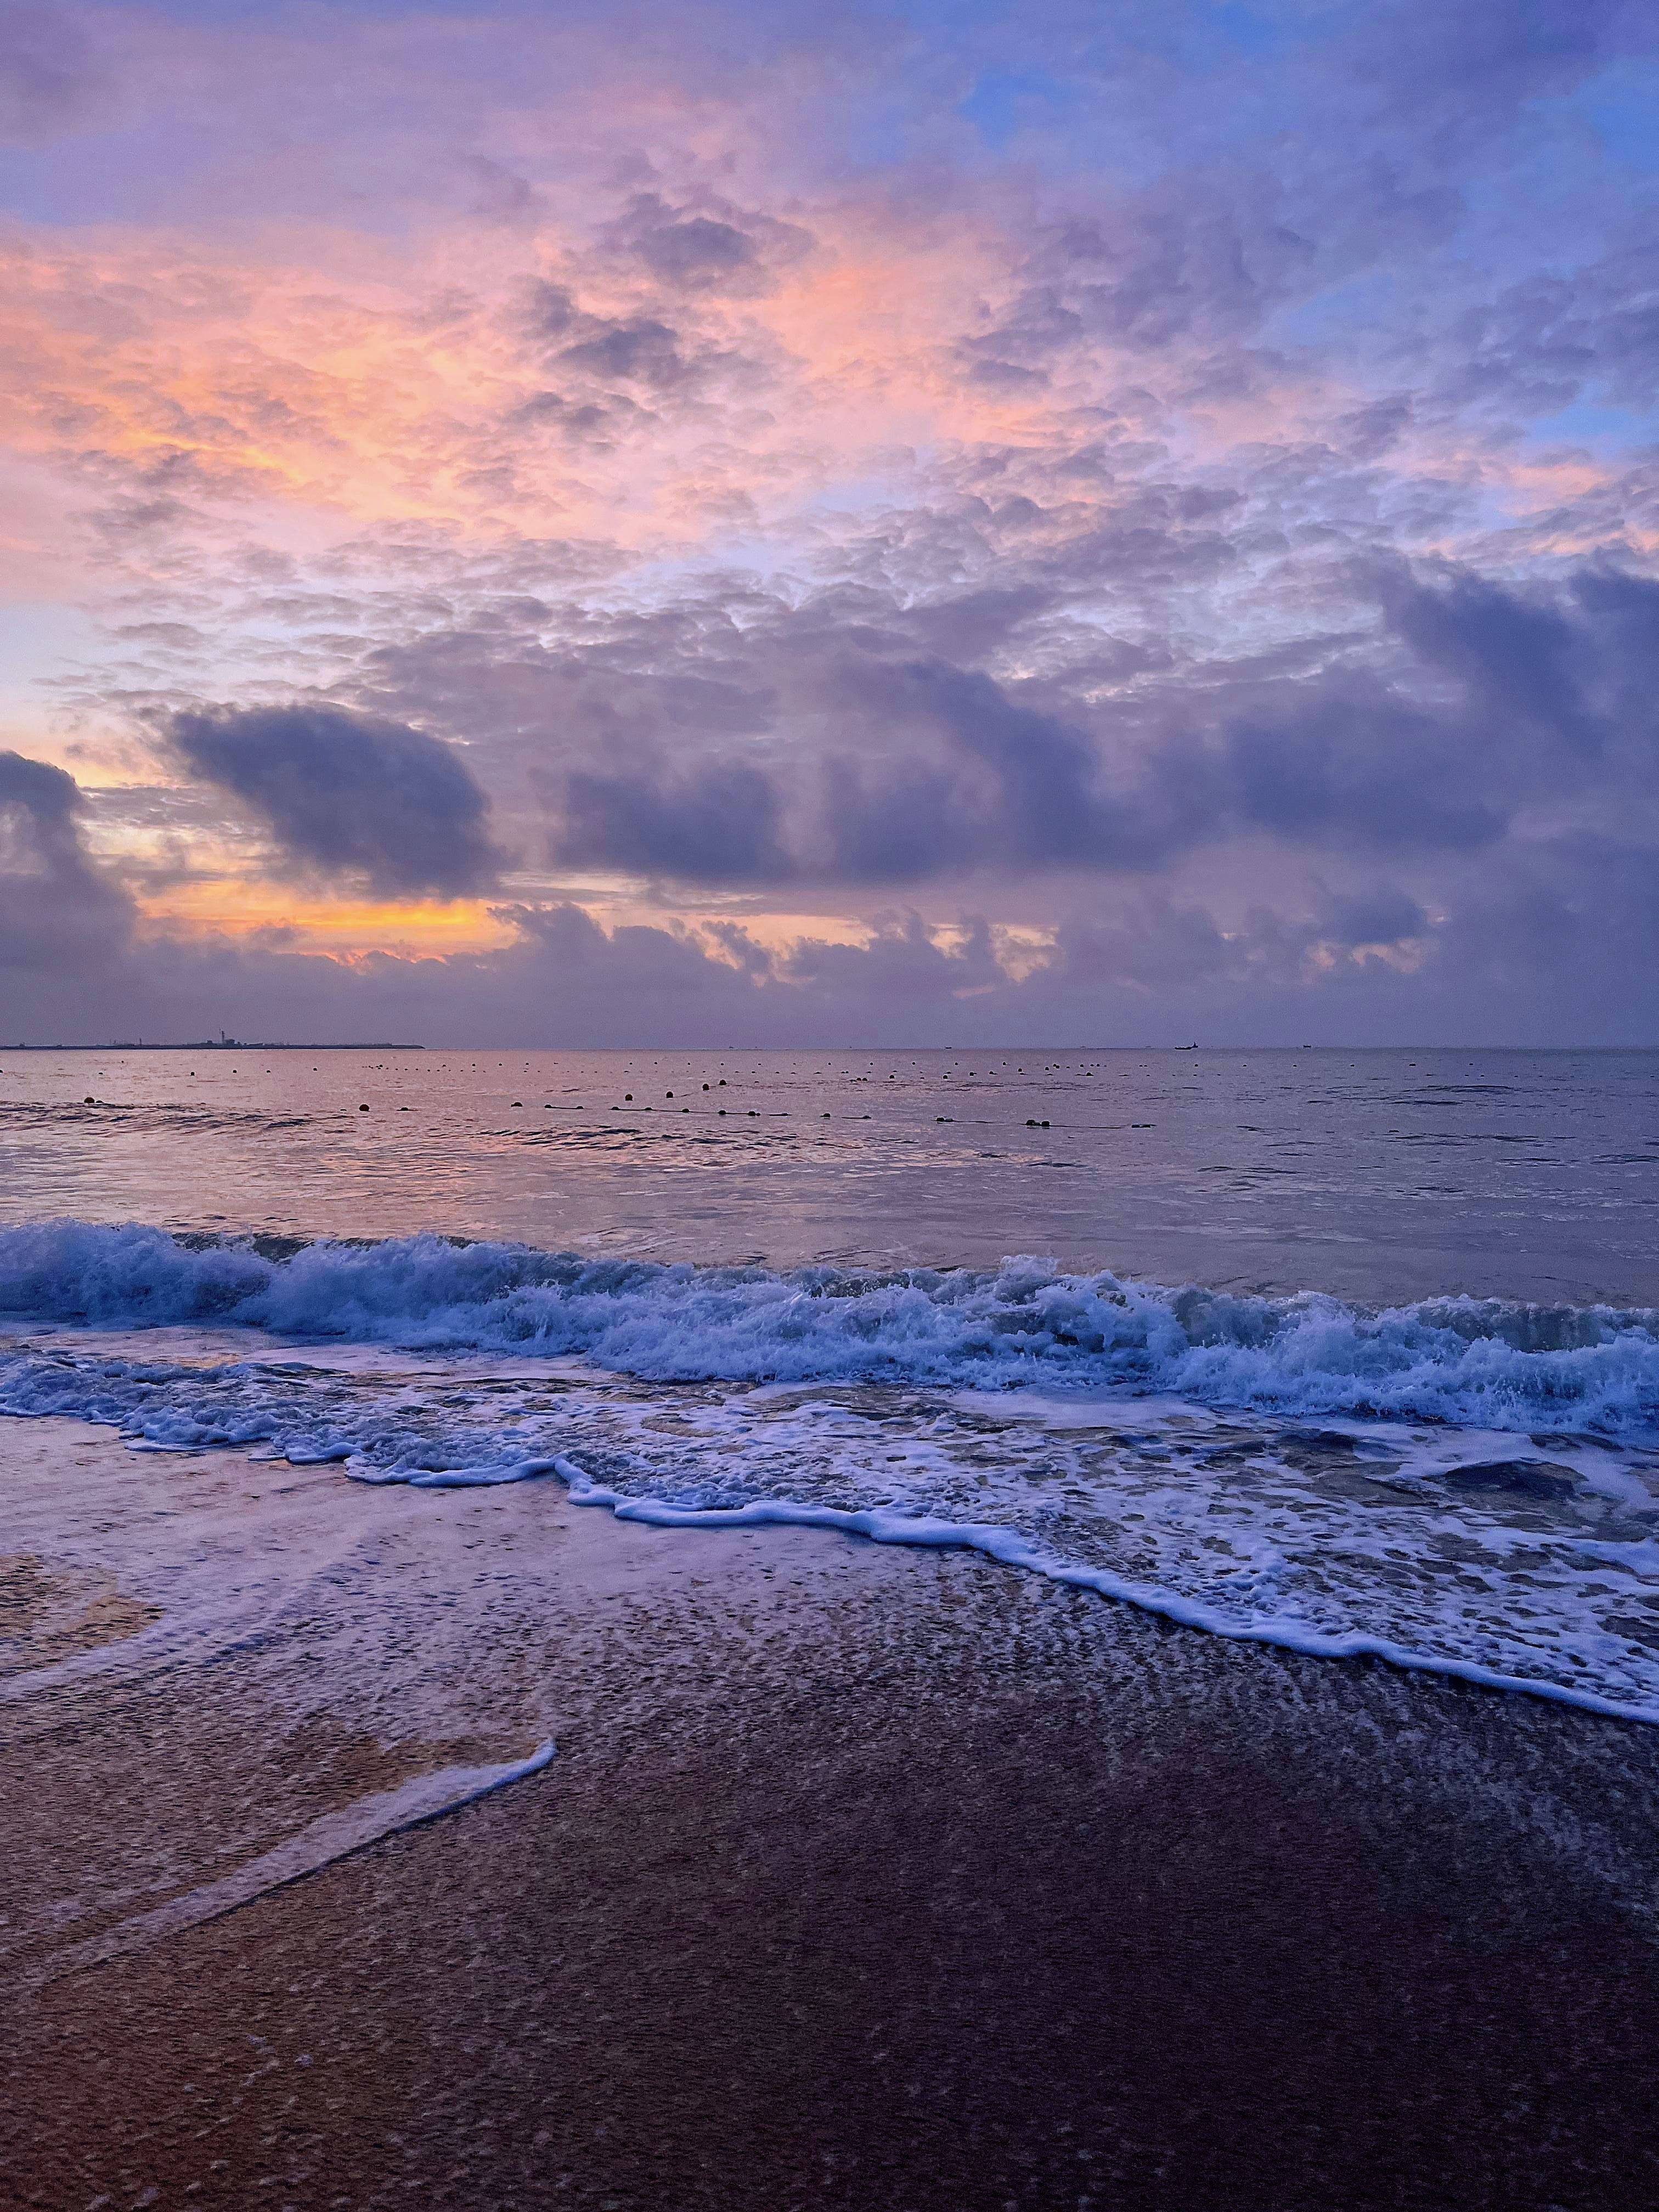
[134,881,521,953]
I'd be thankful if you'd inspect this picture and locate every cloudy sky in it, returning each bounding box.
[2,0,1657,1045]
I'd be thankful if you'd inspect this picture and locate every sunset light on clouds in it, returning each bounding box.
[3,0,1658,1043]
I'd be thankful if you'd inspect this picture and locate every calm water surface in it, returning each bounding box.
[2,1046,1655,1305]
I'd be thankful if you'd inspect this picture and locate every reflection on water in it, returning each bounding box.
[1,1045,1656,1305]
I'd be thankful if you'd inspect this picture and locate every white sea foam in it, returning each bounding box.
[4,1219,1659,1434]
[542,1460,1659,1725]
[7,1223,1659,1725]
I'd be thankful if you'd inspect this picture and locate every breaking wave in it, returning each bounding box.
[3,1218,1659,1437]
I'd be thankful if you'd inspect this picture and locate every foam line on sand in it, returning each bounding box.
[540,1458,1659,1729]
[27,1741,556,1990]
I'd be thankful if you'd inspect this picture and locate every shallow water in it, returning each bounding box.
[6,1276,1659,1717]
[4,1046,1658,1720]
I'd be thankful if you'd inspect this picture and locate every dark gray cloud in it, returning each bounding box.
[556,760,793,882]
[528,282,582,339]
[168,705,506,899]
[1394,561,1659,759]
[534,646,1216,887]
[818,657,1215,879]
[520,557,1659,889]
[1316,886,1430,950]
[1213,561,1659,852]
[1221,691,1507,854]
[1382,566,1602,755]
[0,747,76,832]
[0,751,132,994]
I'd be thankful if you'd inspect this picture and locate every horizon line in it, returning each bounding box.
[3,1042,1657,1056]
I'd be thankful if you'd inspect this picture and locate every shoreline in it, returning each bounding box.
[5,1418,1659,2208]
[10,1306,1659,1729]
[546,1461,1659,1728]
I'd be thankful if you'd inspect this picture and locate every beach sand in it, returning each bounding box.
[4,1417,1659,2209]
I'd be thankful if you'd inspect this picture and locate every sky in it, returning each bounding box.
[1,0,1657,1046]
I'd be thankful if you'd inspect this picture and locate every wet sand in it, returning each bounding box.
[4,1419,1659,2209]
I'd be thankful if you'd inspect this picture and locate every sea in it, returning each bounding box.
[5,1044,1659,1720]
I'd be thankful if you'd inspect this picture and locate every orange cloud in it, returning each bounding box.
[134,878,518,953]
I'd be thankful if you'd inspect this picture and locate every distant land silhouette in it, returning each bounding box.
[0,1040,424,1051]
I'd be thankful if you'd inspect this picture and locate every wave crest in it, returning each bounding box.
[3,1220,1658,1435]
